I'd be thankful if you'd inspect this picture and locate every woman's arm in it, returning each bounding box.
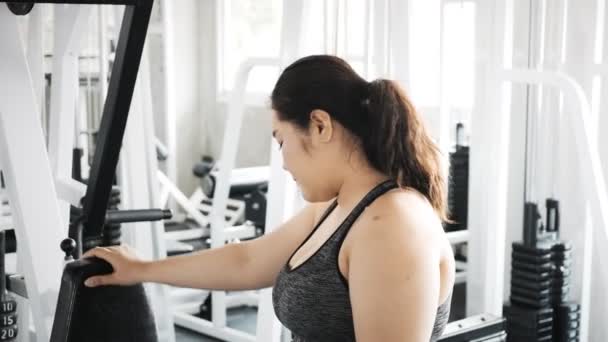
[142,200,323,289]
[348,211,442,342]
[83,201,332,290]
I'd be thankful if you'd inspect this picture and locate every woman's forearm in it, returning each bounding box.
[140,243,262,290]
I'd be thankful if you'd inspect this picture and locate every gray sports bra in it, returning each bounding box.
[273,180,451,341]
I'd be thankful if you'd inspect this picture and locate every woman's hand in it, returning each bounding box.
[82,245,148,287]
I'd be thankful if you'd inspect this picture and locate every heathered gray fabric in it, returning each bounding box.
[273,180,451,341]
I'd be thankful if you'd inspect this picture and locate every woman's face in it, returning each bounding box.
[271,110,342,202]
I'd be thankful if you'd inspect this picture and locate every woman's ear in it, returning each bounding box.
[309,109,334,143]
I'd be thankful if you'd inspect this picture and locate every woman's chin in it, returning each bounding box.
[296,186,310,201]
[299,190,327,203]
[294,183,330,203]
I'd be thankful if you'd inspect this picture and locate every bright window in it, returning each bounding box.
[443,1,476,109]
[408,0,441,106]
[216,0,475,110]
[217,0,371,97]
[218,0,283,94]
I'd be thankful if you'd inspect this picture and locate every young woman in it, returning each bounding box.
[84,55,456,342]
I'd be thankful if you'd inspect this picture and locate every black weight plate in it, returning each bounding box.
[553,267,572,278]
[512,260,556,273]
[551,250,573,259]
[506,318,553,332]
[507,333,552,341]
[550,284,571,294]
[552,260,573,269]
[551,294,571,304]
[559,329,579,339]
[0,300,16,314]
[510,294,551,309]
[506,319,553,332]
[0,325,17,340]
[512,251,552,264]
[555,320,580,331]
[512,269,552,282]
[550,295,570,305]
[506,323,552,336]
[551,242,572,252]
[555,312,581,323]
[503,304,553,320]
[511,276,552,291]
[511,287,551,300]
[512,242,553,256]
[0,313,17,327]
[552,278,571,287]
[556,303,580,312]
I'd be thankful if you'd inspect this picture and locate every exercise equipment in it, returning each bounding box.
[438,314,506,341]
[168,158,266,323]
[0,178,19,342]
[446,123,469,232]
[0,0,170,340]
[50,241,158,342]
[53,200,172,342]
[5,2,33,15]
[193,156,269,233]
[0,231,18,341]
[192,156,217,199]
[191,156,269,232]
[504,199,580,342]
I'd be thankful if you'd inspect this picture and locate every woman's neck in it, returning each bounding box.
[335,167,391,209]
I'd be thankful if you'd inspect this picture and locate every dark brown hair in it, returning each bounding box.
[271,55,447,221]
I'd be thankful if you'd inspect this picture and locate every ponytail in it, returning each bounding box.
[271,55,447,220]
[364,79,448,221]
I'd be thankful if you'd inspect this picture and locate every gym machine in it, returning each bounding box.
[175,155,269,242]
[190,156,269,235]
[446,122,469,232]
[439,314,507,342]
[0,1,177,341]
[0,176,18,341]
[497,17,582,337]
[445,123,470,288]
[504,199,580,342]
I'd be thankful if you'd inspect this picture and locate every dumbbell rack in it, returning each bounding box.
[504,200,581,342]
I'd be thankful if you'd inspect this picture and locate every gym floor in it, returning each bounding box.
[175,307,258,342]
[173,283,466,341]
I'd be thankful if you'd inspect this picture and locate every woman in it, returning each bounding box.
[84,55,455,342]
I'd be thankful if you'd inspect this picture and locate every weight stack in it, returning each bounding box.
[503,305,552,342]
[552,243,580,342]
[554,303,580,342]
[505,241,580,342]
[446,145,469,231]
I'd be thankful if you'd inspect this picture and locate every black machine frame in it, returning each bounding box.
[3,1,156,341]
[3,0,154,239]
